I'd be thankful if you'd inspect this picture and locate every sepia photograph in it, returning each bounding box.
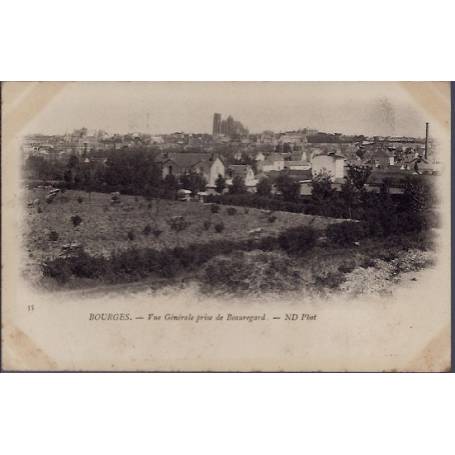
[1,81,451,371]
[2,3,454,455]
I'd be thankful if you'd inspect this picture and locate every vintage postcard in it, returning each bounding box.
[1,81,451,371]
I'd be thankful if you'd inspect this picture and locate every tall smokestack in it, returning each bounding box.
[424,122,429,159]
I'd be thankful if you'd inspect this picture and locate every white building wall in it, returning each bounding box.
[207,158,225,187]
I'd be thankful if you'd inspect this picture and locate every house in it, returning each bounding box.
[370,148,395,167]
[258,153,285,172]
[254,151,266,162]
[267,169,313,195]
[311,152,345,181]
[226,164,258,190]
[290,149,309,162]
[365,168,413,194]
[156,152,225,188]
[232,150,243,161]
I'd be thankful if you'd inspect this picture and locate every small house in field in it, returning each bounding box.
[177,189,192,201]
[311,152,345,181]
[156,152,225,188]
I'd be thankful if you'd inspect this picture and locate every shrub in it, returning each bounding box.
[71,215,82,227]
[226,207,237,216]
[256,177,272,197]
[268,215,277,223]
[214,222,225,233]
[48,230,59,241]
[313,271,345,290]
[152,229,163,238]
[42,250,106,283]
[203,220,211,230]
[143,224,152,236]
[278,226,318,255]
[127,230,135,241]
[210,204,220,213]
[326,221,366,246]
[338,259,356,274]
[167,216,191,233]
[37,206,43,213]
[244,207,249,214]
[360,257,376,268]
[199,251,303,295]
[77,197,83,204]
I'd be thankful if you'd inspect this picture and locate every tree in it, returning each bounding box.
[283,142,293,154]
[81,164,95,202]
[167,216,191,246]
[402,175,432,214]
[256,177,272,197]
[310,171,337,216]
[275,174,300,202]
[340,178,358,219]
[215,174,226,194]
[346,165,372,191]
[68,154,80,169]
[229,175,247,194]
[179,171,207,195]
[163,174,178,199]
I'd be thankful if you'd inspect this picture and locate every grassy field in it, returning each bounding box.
[23,189,436,295]
[24,189,343,263]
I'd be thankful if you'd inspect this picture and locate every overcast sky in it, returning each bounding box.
[16,82,432,137]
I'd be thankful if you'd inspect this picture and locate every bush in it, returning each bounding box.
[127,230,135,241]
[77,197,83,204]
[214,222,225,233]
[143,224,152,236]
[226,207,237,216]
[42,250,106,283]
[338,259,356,274]
[210,204,220,213]
[152,228,163,238]
[360,257,376,268]
[199,251,303,295]
[37,206,43,213]
[278,226,318,255]
[71,215,82,227]
[48,230,59,241]
[203,220,211,230]
[326,221,366,246]
[268,215,277,223]
[313,271,345,289]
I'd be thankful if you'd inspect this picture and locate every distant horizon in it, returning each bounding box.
[11,82,434,139]
[24,126,428,140]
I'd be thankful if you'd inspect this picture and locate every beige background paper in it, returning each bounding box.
[1,81,451,371]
